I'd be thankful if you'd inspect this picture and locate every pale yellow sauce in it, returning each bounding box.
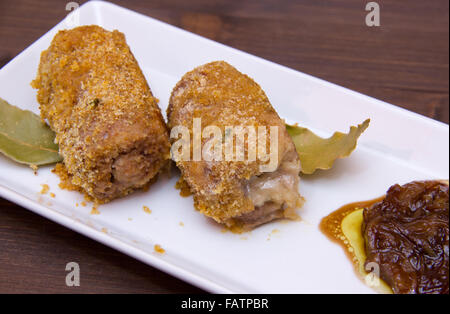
[320,197,392,293]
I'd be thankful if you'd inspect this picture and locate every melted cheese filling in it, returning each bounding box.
[235,157,302,228]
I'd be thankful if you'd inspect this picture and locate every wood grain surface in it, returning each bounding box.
[0,0,448,293]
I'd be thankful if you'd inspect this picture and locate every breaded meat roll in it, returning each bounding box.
[168,61,303,231]
[32,26,170,202]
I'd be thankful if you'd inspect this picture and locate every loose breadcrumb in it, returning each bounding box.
[30,164,38,175]
[90,206,100,215]
[154,244,165,254]
[143,206,151,214]
[174,177,192,197]
[40,184,49,195]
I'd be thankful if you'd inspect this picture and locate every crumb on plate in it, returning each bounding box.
[40,184,49,194]
[90,206,100,215]
[154,244,165,254]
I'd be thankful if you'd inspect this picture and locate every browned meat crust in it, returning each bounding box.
[363,180,449,294]
[168,61,303,231]
[32,25,170,202]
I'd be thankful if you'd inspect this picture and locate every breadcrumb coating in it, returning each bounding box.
[168,61,302,230]
[32,26,170,202]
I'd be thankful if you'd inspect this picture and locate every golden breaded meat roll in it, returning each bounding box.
[32,25,170,202]
[168,61,303,232]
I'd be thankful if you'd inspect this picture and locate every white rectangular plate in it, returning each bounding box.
[0,1,448,293]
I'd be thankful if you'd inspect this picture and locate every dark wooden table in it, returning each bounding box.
[0,0,448,293]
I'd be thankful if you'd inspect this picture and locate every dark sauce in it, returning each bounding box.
[363,181,449,294]
[321,180,449,294]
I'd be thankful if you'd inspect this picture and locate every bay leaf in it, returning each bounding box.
[286,119,370,174]
[0,97,62,166]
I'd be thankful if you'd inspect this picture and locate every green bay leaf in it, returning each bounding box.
[286,119,370,174]
[0,97,62,166]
